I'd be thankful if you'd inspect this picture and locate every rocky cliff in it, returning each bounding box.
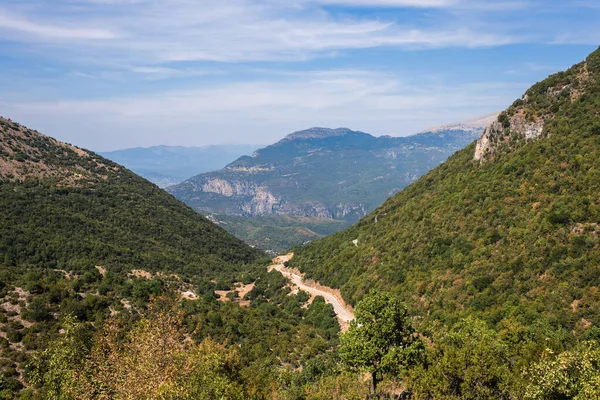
[474,59,593,161]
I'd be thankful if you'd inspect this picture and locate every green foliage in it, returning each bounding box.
[409,318,517,399]
[339,292,416,393]
[525,341,600,400]
[28,315,93,400]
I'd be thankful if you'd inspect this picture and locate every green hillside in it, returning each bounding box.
[0,117,261,278]
[0,118,346,397]
[291,47,600,334]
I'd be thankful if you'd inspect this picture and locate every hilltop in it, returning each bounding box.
[0,117,262,277]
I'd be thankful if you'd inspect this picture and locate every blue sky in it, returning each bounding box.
[0,0,598,151]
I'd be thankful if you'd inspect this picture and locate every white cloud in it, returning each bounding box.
[0,0,514,65]
[312,0,457,7]
[0,9,116,39]
[2,69,521,150]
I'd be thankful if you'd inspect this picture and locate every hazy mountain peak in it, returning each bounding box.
[423,112,500,134]
[282,127,368,141]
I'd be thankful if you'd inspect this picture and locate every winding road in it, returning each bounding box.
[269,254,355,326]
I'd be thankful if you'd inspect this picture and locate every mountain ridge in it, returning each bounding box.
[167,123,486,222]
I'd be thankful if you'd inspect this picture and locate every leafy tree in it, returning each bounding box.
[408,318,517,399]
[28,315,93,400]
[339,291,415,394]
[525,341,600,399]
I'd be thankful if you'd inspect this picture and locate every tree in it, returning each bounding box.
[525,341,600,400]
[28,315,93,400]
[408,318,516,399]
[338,291,415,394]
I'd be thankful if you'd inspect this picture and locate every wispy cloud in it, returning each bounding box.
[2,69,521,150]
[0,0,596,150]
[0,9,116,40]
[0,0,516,65]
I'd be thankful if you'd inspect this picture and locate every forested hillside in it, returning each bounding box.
[0,117,261,278]
[0,120,347,398]
[287,46,600,397]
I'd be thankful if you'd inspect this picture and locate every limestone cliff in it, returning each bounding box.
[474,57,595,162]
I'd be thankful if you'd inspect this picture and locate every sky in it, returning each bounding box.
[0,0,598,151]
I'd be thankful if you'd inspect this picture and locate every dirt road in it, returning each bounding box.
[269,254,355,326]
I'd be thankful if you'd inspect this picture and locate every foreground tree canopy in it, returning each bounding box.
[339,292,418,394]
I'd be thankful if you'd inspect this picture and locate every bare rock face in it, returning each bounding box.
[241,187,280,215]
[201,178,256,197]
[474,58,597,162]
[474,114,545,161]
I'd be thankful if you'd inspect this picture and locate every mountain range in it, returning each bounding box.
[100,144,261,188]
[167,121,494,251]
[167,125,489,221]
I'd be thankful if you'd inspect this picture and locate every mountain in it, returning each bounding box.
[0,117,262,277]
[167,124,488,251]
[100,144,261,188]
[289,47,600,338]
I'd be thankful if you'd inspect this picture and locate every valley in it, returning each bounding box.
[1,14,599,397]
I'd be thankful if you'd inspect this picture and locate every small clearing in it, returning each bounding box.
[214,282,255,307]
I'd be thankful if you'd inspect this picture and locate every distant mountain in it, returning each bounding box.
[167,124,486,222]
[423,112,499,134]
[0,117,261,276]
[100,144,262,187]
[167,123,489,251]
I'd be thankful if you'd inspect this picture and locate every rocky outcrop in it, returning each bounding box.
[201,178,256,197]
[474,113,545,161]
[241,187,280,215]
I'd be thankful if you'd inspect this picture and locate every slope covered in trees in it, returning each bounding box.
[0,117,262,278]
[0,119,347,397]
[291,47,600,341]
